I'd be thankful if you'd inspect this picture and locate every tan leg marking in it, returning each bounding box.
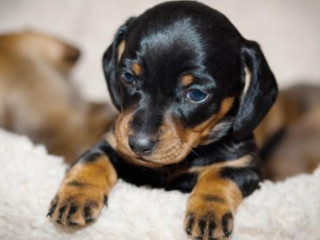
[48,156,117,226]
[185,160,244,239]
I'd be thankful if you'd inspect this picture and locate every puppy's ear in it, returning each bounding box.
[102,17,135,111]
[233,41,278,140]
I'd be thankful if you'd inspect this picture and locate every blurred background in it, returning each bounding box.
[0,0,319,180]
[1,0,319,102]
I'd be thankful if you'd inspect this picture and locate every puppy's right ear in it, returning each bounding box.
[102,18,135,111]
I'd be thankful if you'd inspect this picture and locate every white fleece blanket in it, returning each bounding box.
[0,129,319,240]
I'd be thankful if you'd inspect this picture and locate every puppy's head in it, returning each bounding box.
[103,1,277,166]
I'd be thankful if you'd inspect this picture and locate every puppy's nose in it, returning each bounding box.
[128,134,156,156]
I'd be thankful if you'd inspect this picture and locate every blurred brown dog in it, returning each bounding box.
[0,30,115,163]
[256,84,320,180]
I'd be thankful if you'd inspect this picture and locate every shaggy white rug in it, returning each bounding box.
[0,128,319,240]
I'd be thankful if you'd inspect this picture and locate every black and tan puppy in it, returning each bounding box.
[48,2,277,239]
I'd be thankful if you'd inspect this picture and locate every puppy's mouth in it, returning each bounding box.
[135,156,154,163]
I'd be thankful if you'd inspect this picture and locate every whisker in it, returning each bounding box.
[190,149,200,157]
[196,145,208,155]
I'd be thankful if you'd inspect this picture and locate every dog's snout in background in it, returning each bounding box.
[55,43,81,74]
[0,31,115,163]
[63,44,80,64]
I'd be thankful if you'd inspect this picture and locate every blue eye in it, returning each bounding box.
[122,72,134,84]
[186,89,208,102]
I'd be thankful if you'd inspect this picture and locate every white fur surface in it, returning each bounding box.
[0,128,319,240]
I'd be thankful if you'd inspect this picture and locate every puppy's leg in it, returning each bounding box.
[185,155,261,240]
[48,141,117,226]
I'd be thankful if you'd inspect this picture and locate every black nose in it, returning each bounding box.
[128,134,156,155]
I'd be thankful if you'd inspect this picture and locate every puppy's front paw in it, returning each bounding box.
[184,194,234,240]
[47,181,108,226]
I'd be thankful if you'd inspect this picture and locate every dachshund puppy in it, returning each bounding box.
[0,31,114,163]
[48,2,277,239]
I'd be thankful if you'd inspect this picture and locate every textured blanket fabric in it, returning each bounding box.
[0,129,319,240]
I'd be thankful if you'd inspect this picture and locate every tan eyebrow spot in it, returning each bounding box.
[181,75,194,87]
[117,40,125,62]
[132,63,143,76]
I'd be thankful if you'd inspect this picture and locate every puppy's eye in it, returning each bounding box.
[122,72,134,84]
[186,89,208,102]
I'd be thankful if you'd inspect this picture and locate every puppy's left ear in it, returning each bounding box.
[233,41,278,140]
[102,17,135,111]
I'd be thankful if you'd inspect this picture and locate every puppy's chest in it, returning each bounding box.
[112,157,199,193]
[110,150,227,193]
